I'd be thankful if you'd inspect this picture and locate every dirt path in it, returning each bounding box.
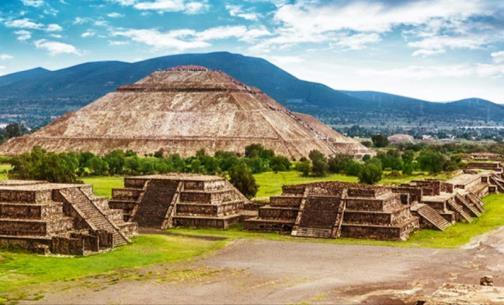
[27,228,504,305]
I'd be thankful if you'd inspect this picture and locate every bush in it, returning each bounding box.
[328,154,352,173]
[371,134,389,147]
[358,162,383,184]
[309,150,329,177]
[270,155,291,173]
[229,161,258,198]
[295,160,311,177]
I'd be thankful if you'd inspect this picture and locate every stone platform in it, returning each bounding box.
[0,180,136,255]
[245,182,419,241]
[109,174,249,229]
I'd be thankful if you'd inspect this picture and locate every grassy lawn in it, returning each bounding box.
[82,176,124,198]
[254,170,454,199]
[169,193,504,249]
[0,234,226,302]
[0,163,11,180]
[254,171,357,199]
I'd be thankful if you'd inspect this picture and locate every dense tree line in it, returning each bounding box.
[8,144,293,198]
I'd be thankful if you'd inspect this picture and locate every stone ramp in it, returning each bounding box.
[416,204,451,231]
[455,194,482,217]
[133,179,180,229]
[291,195,345,238]
[59,188,129,246]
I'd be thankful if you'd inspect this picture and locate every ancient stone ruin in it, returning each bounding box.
[0,66,373,159]
[109,174,249,229]
[245,181,419,240]
[245,167,503,240]
[0,180,136,255]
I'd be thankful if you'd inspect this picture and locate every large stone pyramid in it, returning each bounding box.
[0,66,372,159]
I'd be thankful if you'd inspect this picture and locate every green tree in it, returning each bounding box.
[270,155,291,173]
[358,161,383,184]
[295,160,311,177]
[309,150,329,177]
[417,150,447,173]
[229,161,258,198]
[371,134,389,148]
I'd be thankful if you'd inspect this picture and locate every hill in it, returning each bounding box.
[0,52,502,127]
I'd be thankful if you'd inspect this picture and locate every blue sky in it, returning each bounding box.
[0,0,503,102]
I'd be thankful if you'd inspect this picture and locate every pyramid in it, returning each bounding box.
[0,66,372,159]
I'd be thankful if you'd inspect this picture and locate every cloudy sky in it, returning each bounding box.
[0,0,503,102]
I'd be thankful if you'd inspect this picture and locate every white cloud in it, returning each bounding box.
[226,5,259,21]
[0,54,13,60]
[114,0,209,14]
[110,0,136,5]
[14,30,32,41]
[267,55,304,64]
[108,40,130,46]
[114,25,270,50]
[81,30,95,38]
[46,23,63,32]
[73,17,92,25]
[107,12,124,18]
[491,51,504,64]
[113,29,210,50]
[5,18,43,30]
[260,0,502,54]
[21,0,44,7]
[0,65,5,70]
[358,63,504,80]
[34,39,81,55]
[332,33,381,50]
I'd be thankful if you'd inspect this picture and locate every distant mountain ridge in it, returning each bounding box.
[0,51,502,127]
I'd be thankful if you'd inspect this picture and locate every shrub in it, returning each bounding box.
[270,155,291,173]
[371,134,389,147]
[358,162,383,185]
[309,150,329,177]
[295,160,311,177]
[229,161,258,198]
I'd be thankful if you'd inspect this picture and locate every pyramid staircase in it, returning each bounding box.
[59,188,129,246]
[466,193,485,213]
[416,204,451,231]
[110,175,247,230]
[454,193,482,217]
[447,200,473,223]
[490,176,504,192]
[133,179,181,229]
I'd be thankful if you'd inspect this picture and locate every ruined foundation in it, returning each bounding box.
[245,182,419,241]
[0,180,136,255]
[109,174,249,229]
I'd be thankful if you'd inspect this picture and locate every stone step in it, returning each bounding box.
[417,205,451,231]
[466,194,485,213]
[447,200,473,223]
[455,194,482,217]
[292,227,332,238]
[59,188,129,247]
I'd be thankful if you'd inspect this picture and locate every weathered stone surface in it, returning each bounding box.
[0,180,137,255]
[110,174,248,230]
[0,66,373,159]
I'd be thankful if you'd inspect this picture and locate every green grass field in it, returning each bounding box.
[169,193,504,249]
[81,176,124,198]
[0,234,226,302]
[253,170,453,199]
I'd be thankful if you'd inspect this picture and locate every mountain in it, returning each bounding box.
[0,51,502,127]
